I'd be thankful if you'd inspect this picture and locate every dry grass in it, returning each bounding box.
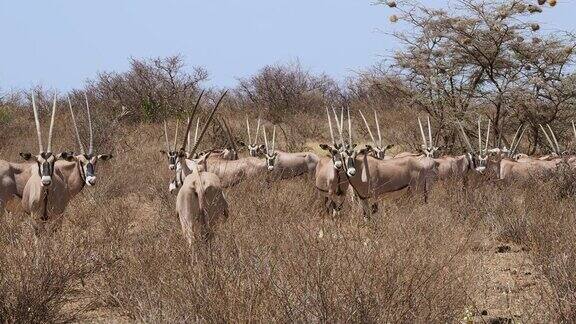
[0,109,575,322]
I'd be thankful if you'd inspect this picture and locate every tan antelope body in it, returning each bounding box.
[196,154,267,188]
[19,94,75,232]
[499,158,565,180]
[176,169,229,244]
[345,153,438,219]
[0,161,33,212]
[314,107,352,216]
[173,91,230,244]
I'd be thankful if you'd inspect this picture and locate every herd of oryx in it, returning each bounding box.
[1,89,576,244]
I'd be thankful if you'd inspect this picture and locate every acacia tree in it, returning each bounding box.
[377,0,576,153]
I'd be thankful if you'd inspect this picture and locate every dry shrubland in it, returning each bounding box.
[1,111,576,322]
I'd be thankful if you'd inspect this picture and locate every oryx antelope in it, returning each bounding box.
[175,91,230,244]
[342,108,439,219]
[0,159,33,212]
[56,95,113,196]
[261,125,319,179]
[315,107,349,216]
[19,95,74,233]
[242,116,265,157]
[358,109,394,160]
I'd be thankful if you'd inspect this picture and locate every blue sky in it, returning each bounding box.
[1,0,575,91]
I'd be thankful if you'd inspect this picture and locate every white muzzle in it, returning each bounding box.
[347,168,356,177]
[41,176,52,186]
[476,166,486,173]
[86,176,96,186]
[334,160,342,168]
[267,165,274,171]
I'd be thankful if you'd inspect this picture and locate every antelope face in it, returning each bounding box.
[343,144,359,177]
[20,152,69,187]
[248,144,265,157]
[421,145,440,158]
[366,144,394,160]
[160,150,179,170]
[467,153,488,173]
[319,143,345,169]
[73,153,113,186]
[265,152,278,171]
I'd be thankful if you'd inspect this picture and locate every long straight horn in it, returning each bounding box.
[246,116,252,144]
[263,126,269,153]
[173,120,179,150]
[418,118,427,148]
[332,107,344,144]
[221,118,237,153]
[427,116,433,148]
[272,125,276,154]
[484,119,491,154]
[374,110,382,147]
[47,94,57,153]
[359,110,376,145]
[509,124,522,151]
[181,90,205,151]
[194,118,200,147]
[187,117,191,152]
[477,117,482,154]
[85,93,94,154]
[68,96,85,154]
[547,124,560,154]
[188,90,228,158]
[163,120,171,152]
[326,107,336,145]
[572,121,576,144]
[512,125,526,155]
[31,94,44,152]
[458,122,475,153]
[254,118,261,144]
[539,124,555,154]
[347,107,352,144]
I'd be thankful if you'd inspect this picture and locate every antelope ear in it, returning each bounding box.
[258,144,266,150]
[98,154,113,161]
[237,140,247,147]
[351,144,357,149]
[364,144,373,151]
[19,152,33,161]
[319,144,331,151]
[159,150,167,155]
[385,144,395,150]
[358,148,370,155]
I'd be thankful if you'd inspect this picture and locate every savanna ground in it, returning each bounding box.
[2,110,576,323]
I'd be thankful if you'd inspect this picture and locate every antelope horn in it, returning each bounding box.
[572,121,576,145]
[347,107,352,145]
[272,125,276,154]
[194,118,200,147]
[85,93,94,155]
[263,126,269,153]
[222,118,237,153]
[458,121,475,153]
[509,124,522,152]
[477,117,482,155]
[374,109,382,147]
[68,96,85,155]
[427,116,433,148]
[512,125,526,156]
[31,94,44,153]
[173,120,180,151]
[340,107,345,142]
[547,124,561,154]
[188,90,228,159]
[332,107,344,144]
[181,90,205,151]
[254,118,261,144]
[246,116,252,144]
[418,118,428,148]
[163,120,171,152]
[484,119,491,154]
[187,117,191,152]
[359,110,376,145]
[47,94,57,153]
[326,107,336,145]
[539,124,555,154]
